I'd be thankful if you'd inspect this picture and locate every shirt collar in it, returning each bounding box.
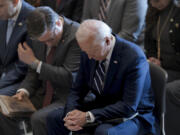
[106,35,115,63]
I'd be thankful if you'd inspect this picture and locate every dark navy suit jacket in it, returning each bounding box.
[0,1,34,92]
[65,35,155,133]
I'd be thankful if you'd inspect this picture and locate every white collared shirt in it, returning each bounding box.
[104,35,115,72]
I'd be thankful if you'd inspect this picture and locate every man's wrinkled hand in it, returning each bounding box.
[63,109,86,131]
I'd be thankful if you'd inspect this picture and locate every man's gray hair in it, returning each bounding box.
[76,19,112,45]
[26,6,59,39]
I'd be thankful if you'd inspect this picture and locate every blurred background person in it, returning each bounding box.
[81,0,148,46]
[145,0,180,134]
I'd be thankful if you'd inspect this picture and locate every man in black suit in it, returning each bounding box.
[0,0,34,96]
[0,6,81,135]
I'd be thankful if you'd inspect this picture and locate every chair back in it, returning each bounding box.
[149,62,168,135]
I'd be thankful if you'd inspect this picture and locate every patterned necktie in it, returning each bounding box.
[6,19,15,45]
[98,0,111,21]
[43,47,56,107]
[93,60,106,94]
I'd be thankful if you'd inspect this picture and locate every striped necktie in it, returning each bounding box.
[93,60,106,94]
[98,0,111,21]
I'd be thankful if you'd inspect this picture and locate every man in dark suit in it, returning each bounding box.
[0,6,81,135]
[46,19,156,135]
[0,0,34,96]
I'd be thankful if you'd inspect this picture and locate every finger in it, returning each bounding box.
[23,42,30,50]
[12,94,22,101]
[65,119,77,126]
[12,95,18,99]
[18,43,26,53]
[64,115,77,121]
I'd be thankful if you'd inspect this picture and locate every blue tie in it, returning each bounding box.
[93,60,106,94]
[6,19,15,45]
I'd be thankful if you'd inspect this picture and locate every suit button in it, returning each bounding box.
[172,43,175,46]
[170,18,174,22]
[175,23,179,28]
[169,29,173,33]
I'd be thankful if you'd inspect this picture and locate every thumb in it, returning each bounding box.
[23,42,30,50]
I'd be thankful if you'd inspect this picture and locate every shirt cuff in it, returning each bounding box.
[36,61,42,73]
[88,111,95,123]
[17,88,30,97]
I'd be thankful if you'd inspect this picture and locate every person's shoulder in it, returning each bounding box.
[115,35,146,58]
[22,1,35,12]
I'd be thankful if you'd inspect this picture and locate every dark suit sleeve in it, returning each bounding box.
[0,60,27,89]
[64,53,89,115]
[19,67,42,96]
[0,37,32,89]
[39,40,81,88]
[91,56,151,121]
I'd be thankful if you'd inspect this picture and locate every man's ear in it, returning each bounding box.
[105,36,111,46]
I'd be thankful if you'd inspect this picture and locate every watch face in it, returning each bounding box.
[86,112,91,123]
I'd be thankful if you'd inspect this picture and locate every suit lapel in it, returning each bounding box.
[0,20,8,63]
[90,60,98,86]
[104,37,122,93]
[4,2,26,65]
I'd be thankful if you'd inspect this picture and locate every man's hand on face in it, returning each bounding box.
[18,42,37,65]
[63,109,86,131]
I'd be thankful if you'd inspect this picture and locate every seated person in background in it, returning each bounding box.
[81,0,148,45]
[47,19,156,135]
[0,0,34,95]
[145,0,180,135]
[0,6,81,135]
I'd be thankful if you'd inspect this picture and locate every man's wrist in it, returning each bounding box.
[30,59,40,70]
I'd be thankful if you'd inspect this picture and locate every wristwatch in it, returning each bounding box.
[85,112,95,123]
[30,59,39,70]
[85,112,92,123]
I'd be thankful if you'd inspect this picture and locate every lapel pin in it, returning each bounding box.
[175,23,179,28]
[113,60,118,64]
[18,22,23,26]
